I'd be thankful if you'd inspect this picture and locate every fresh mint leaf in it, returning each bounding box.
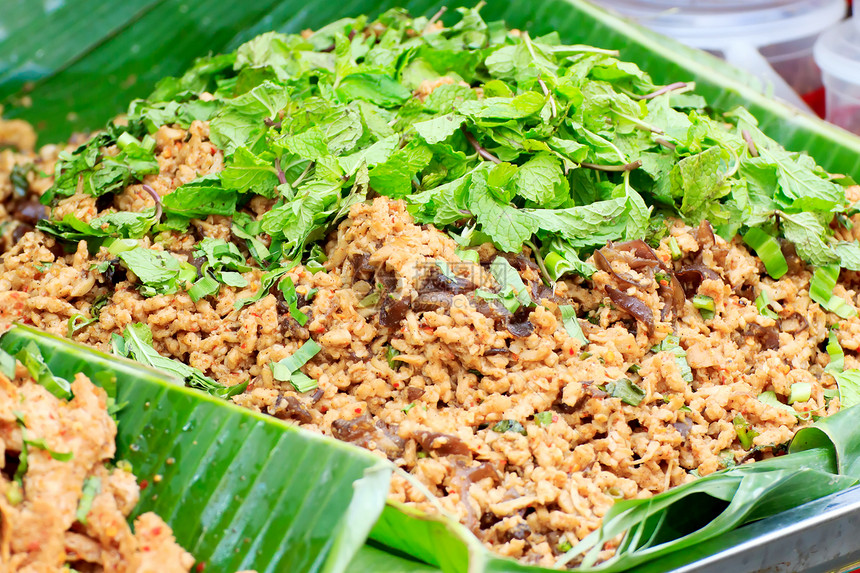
[162,184,238,218]
[514,153,567,204]
[414,114,466,145]
[220,146,280,197]
[117,248,196,297]
[335,73,411,108]
[469,171,539,253]
[780,212,839,267]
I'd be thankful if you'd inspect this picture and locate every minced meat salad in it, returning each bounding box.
[1,7,860,567]
[0,347,194,571]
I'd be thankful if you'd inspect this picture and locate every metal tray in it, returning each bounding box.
[639,485,860,572]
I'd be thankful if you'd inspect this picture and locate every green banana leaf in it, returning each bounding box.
[0,324,394,573]
[2,0,860,177]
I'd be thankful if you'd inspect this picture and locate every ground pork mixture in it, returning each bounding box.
[0,355,194,571]
[0,117,852,567]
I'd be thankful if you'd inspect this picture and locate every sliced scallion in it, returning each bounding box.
[743,228,788,279]
[732,414,758,450]
[810,265,858,319]
[188,274,220,302]
[667,236,683,260]
[544,251,573,281]
[534,411,553,427]
[271,339,322,393]
[825,327,844,374]
[692,294,715,320]
[559,305,587,345]
[788,382,812,405]
[76,477,102,524]
[755,289,778,320]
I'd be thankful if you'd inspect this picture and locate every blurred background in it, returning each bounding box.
[601,0,859,132]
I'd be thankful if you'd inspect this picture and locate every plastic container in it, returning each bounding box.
[814,15,860,134]
[600,0,847,113]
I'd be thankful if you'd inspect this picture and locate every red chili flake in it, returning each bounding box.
[196,562,206,572]
[152,526,162,536]
[140,479,149,490]
[240,343,246,349]
[511,353,520,361]
[320,406,329,413]
[392,382,399,389]
[354,407,362,414]
[209,146,216,155]
[569,348,575,355]
[143,546,151,552]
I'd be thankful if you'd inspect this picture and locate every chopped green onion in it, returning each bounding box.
[655,271,671,284]
[679,405,692,413]
[732,414,758,450]
[557,539,573,553]
[627,364,641,374]
[287,372,318,393]
[106,238,138,256]
[558,305,588,345]
[402,403,415,413]
[5,480,22,505]
[534,411,553,427]
[492,419,527,436]
[140,134,156,154]
[16,342,71,400]
[743,228,788,279]
[77,477,102,524]
[825,328,844,374]
[692,294,715,320]
[788,382,812,405]
[279,276,309,326]
[755,289,779,320]
[544,251,574,281]
[455,248,480,265]
[605,378,646,406]
[22,434,73,461]
[116,131,139,150]
[188,274,220,302]
[667,236,683,261]
[271,339,322,393]
[386,345,401,370]
[305,287,319,301]
[810,265,858,319]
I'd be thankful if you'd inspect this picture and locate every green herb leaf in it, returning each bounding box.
[605,378,646,406]
[491,419,527,436]
[559,305,588,345]
[271,339,322,393]
[76,477,102,525]
[810,265,858,319]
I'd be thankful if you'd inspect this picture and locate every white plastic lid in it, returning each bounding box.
[601,0,846,50]
[814,16,860,85]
